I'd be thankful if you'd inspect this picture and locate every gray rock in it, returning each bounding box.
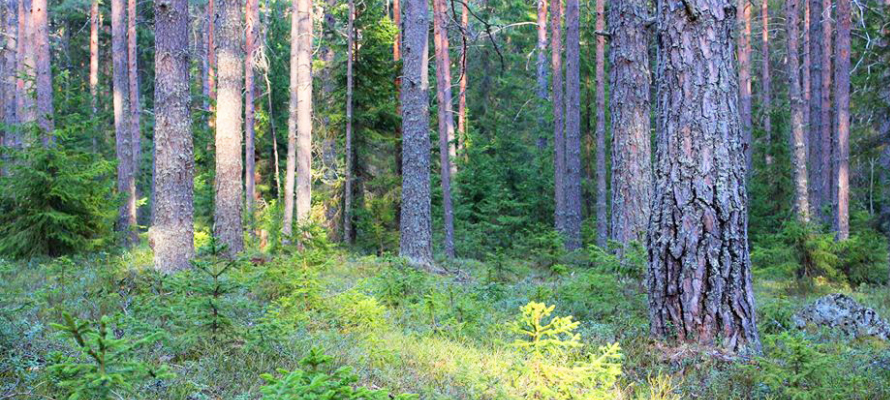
[792,293,890,340]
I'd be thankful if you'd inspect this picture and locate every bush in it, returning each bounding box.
[0,146,115,258]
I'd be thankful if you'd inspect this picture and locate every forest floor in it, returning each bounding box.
[3,242,890,399]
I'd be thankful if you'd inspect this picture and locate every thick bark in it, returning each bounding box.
[432,0,456,258]
[199,3,209,110]
[89,0,99,115]
[344,0,354,243]
[608,0,651,247]
[112,0,137,243]
[398,0,433,265]
[151,0,194,272]
[32,0,51,142]
[761,0,771,165]
[802,0,810,151]
[737,0,752,170]
[835,0,850,240]
[818,0,831,222]
[535,0,548,149]
[127,0,139,174]
[245,0,258,227]
[213,0,244,256]
[16,0,34,127]
[295,0,312,226]
[551,0,564,235]
[1,0,17,150]
[457,0,468,151]
[808,0,822,214]
[787,0,811,223]
[648,0,761,352]
[590,0,605,249]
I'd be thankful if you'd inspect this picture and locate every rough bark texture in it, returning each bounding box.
[1,0,17,150]
[112,0,137,244]
[16,0,34,127]
[199,3,209,111]
[32,0,52,142]
[245,0,259,226]
[591,0,606,249]
[457,0,468,151]
[127,0,139,173]
[737,0,751,170]
[295,0,312,226]
[608,0,651,247]
[787,0,810,223]
[398,0,433,265]
[344,0,354,243]
[760,0,771,165]
[807,0,822,215]
[535,0,548,149]
[283,0,298,237]
[432,0,456,258]
[835,0,850,240]
[648,0,761,352]
[208,0,216,104]
[151,0,194,272]
[802,0,809,153]
[213,0,244,256]
[818,0,831,221]
[551,0,565,235]
[89,0,99,116]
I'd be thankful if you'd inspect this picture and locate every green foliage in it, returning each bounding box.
[0,146,115,258]
[259,348,417,400]
[511,302,581,357]
[48,313,171,399]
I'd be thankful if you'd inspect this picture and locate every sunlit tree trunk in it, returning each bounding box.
[535,0,548,149]
[787,0,810,224]
[432,0,456,258]
[213,0,244,256]
[761,0,771,166]
[295,0,312,227]
[590,0,605,249]
[835,0,850,240]
[283,0,298,238]
[608,0,651,247]
[551,0,564,235]
[245,0,259,230]
[737,0,751,170]
[1,0,17,151]
[112,0,137,244]
[32,0,51,143]
[151,0,194,272]
[648,0,761,352]
[344,0,354,243]
[89,0,99,115]
[457,1,468,151]
[398,0,433,265]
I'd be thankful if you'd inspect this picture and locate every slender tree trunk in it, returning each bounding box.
[151,0,194,272]
[608,0,651,247]
[344,0,354,243]
[551,0,564,235]
[320,0,339,240]
[393,0,403,227]
[32,0,51,143]
[213,0,244,256]
[787,0,811,223]
[802,0,810,149]
[457,0,468,151]
[245,0,259,232]
[738,0,752,170]
[535,0,548,149]
[808,0,823,216]
[648,0,761,352]
[208,0,216,104]
[2,0,17,151]
[761,0,771,166]
[818,0,832,222]
[127,0,140,206]
[835,0,850,240]
[89,0,99,115]
[591,0,606,248]
[283,0,298,238]
[16,0,34,128]
[295,0,312,227]
[432,0,456,258]
[199,3,209,111]
[398,0,433,265]
[112,0,137,244]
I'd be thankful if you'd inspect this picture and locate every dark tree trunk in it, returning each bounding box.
[127,0,140,177]
[608,0,651,247]
[432,0,456,258]
[761,0,771,166]
[398,0,433,265]
[737,0,752,170]
[1,0,17,151]
[835,0,850,240]
[802,0,810,155]
[551,0,565,235]
[787,0,811,223]
[535,0,548,149]
[648,0,761,352]
[808,0,823,216]
[151,0,194,272]
[245,0,259,231]
[213,0,244,256]
[591,0,606,248]
[112,0,137,244]
[818,0,832,222]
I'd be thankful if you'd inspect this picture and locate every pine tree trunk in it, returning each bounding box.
[127,0,139,178]
[608,0,651,247]
[245,0,258,230]
[151,0,194,272]
[283,0,298,238]
[199,3,209,111]
[432,0,456,258]
[32,0,51,143]
[761,0,771,166]
[835,0,850,240]
[648,0,761,352]
[1,0,17,150]
[320,0,340,241]
[213,0,244,256]
[208,0,216,105]
[551,0,565,235]
[818,0,832,223]
[787,0,810,223]
[535,0,548,149]
[457,1,468,151]
[737,0,752,171]
[295,0,312,227]
[590,0,606,249]
[16,0,34,127]
[112,0,137,244]
[398,0,433,265]
[89,0,99,116]
[344,0,354,243]
[802,0,810,151]
[808,0,823,216]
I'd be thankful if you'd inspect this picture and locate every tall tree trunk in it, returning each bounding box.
[808,0,823,216]
[787,0,811,223]
[535,0,548,149]
[398,0,433,265]
[457,0,468,151]
[320,0,339,240]
[802,0,810,150]
[432,0,456,258]
[295,0,312,227]
[213,0,244,256]
[151,0,194,272]
[199,2,209,111]
[32,0,51,143]
[89,0,99,115]
[112,0,136,244]
[608,0,651,247]
[283,0,298,238]
[648,0,761,352]
[16,0,34,128]
[393,0,403,227]
[818,0,832,222]
[208,0,216,105]
[344,0,354,243]
[245,0,258,231]
[2,0,17,151]
[590,0,606,248]
[127,0,140,206]
[761,0,771,166]
[551,0,564,235]
[738,0,752,170]
[835,0,850,240]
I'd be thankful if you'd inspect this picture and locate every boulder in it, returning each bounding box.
[792,293,890,340]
